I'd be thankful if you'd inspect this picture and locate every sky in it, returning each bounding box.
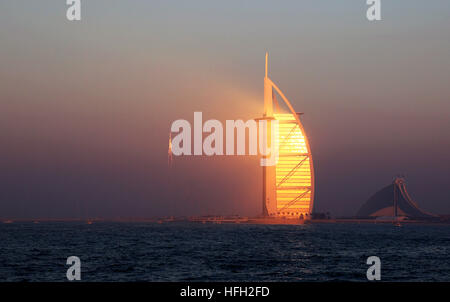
[0,1,449,218]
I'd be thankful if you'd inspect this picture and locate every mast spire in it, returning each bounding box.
[264,52,273,116]
[265,52,268,78]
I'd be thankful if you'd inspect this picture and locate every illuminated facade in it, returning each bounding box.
[260,53,314,218]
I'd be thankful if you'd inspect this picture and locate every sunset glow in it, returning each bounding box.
[274,113,313,217]
[261,54,314,219]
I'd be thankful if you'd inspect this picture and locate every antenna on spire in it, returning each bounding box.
[265,52,268,78]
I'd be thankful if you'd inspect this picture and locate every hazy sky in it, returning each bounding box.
[1,1,449,218]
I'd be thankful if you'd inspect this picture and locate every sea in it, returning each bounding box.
[0,222,449,282]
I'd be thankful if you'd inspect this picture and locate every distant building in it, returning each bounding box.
[356,177,436,219]
[258,53,314,219]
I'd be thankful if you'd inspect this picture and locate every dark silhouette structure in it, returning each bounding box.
[357,177,436,219]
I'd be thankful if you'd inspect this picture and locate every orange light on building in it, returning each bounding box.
[260,53,314,219]
[274,113,313,218]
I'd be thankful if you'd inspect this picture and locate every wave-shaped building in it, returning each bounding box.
[357,177,436,219]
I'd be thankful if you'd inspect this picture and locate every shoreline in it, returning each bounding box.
[2,217,450,225]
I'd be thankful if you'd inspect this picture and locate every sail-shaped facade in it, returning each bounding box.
[260,54,314,218]
[274,113,313,217]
